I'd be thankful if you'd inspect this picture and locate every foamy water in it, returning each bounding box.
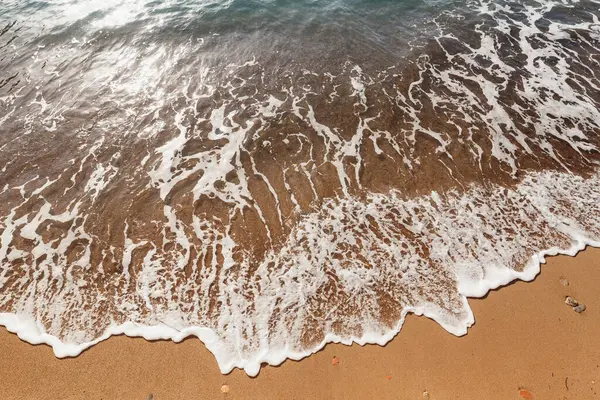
[1,0,600,375]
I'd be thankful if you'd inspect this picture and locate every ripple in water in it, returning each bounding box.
[0,0,600,375]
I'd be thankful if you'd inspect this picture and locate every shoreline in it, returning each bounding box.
[2,247,599,399]
[3,179,598,377]
[1,237,596,377]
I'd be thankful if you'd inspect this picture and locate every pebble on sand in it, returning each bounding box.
[565,296,578,307]
[573,304,586,313]
[519,389,534,399]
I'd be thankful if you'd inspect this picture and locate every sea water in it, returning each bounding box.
[1,0,600,376]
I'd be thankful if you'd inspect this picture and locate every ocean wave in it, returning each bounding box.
[0,0,599,375]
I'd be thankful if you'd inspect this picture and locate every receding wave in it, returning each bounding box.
[0,0,599,375]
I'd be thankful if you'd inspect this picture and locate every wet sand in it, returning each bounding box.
[1,247,599,400]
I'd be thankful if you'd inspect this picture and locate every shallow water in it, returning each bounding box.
[1,0,600,375]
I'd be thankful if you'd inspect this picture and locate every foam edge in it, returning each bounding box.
[1,236,598,377]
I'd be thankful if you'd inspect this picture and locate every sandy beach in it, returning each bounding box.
[0,247,598,399]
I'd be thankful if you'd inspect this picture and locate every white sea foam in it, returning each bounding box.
[1,169,600,376]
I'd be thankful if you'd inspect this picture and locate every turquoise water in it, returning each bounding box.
[1,0,455,68]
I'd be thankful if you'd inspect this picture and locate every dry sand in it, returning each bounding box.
[1,247,599,400]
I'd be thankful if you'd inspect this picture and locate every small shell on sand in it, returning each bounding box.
[565,296,578,307]
[573,304,586,313]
